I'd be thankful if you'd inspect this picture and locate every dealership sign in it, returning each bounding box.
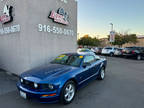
[0,5,13,24]
[0,24,20,35]
[109,31,115,42]
[49,8,69,25]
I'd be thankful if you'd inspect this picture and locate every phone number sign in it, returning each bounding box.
[38,24,74,36]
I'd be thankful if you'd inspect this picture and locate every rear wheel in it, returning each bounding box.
[137,55,141,60]
[60,81,76,104]
[98,67,105,80]
[110,52,114,57]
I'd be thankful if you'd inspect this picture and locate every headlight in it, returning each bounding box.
[34,83,38,88]
[48,84,54,90]
[20,78,24,83]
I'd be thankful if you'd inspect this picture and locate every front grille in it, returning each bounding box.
[21,79,37,90]
[40,84,49,90]
[20,79,53,92]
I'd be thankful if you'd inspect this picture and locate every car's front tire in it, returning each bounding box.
[60,81,76,105]
[137,55,142,60]
[98,67,105,80]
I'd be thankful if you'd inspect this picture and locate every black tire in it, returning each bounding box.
[110,52,114,57]
[60,81,76,105]
[98,67,105,80]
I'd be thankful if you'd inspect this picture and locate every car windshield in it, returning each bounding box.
[51,54,83,67]
[118,49,122,51]
[79,49,91,52]
[105,47,112,50]
[125,47,137,50]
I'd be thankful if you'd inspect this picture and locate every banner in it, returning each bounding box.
[109,31,115,42]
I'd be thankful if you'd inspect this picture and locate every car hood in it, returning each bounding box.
[21,64,76,81]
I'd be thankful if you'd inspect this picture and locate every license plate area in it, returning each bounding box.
[20,91,27,99]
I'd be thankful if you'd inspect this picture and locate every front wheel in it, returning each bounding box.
[98,67,105,80]
[137,55,141,60]
[60,81,76,104]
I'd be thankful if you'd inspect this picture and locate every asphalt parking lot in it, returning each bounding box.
[0,57,144,108]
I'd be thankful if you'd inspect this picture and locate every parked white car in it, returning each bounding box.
[77,48,95,55]
[102,47,118,56]
[114,48,124,56]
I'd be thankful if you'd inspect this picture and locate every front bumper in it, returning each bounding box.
[114,53,122,56]
[17,82,60,103]
[101,52,109,54]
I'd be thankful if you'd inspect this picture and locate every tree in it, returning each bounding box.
[111,34,125,47]
[92,37,101,46]
[108,33,138,47]
[78,35,101,47]
[124,34,138,44]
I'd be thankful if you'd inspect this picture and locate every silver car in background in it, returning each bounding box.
[102,47,118,57]
[114,48,124,56]
[77,48,95,55]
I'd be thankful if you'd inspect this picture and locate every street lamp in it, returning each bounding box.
[110,23,113,31]
[109,23,115,43]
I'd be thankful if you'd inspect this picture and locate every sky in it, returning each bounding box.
[78,0,144,38]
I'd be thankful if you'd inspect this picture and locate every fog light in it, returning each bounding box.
[48,84,54,90]
[34,83,38,88]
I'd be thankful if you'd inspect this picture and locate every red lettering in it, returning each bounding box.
[49,10,69,25]
[0,15,11,24]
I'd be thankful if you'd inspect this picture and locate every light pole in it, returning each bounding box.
[110,23,113,31]
[109,23,115,44]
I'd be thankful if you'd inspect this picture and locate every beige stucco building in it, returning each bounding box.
[0,0,77,75]
[100,35,144,48]
[123,36,144,47]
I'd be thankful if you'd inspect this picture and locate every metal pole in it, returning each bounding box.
[110,23,113,31]
[109,23,114,45]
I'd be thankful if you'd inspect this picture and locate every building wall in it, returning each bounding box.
[0,0,77,75]
[123,38,144,47]
[100,37,144,48]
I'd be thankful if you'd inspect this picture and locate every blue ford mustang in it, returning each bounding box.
[17,53,107,104]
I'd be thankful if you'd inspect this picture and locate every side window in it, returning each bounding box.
[95,55,100,60]
[84,56,95,64]
[137,47,141,50]
[114,48,118,50]
[105,47,112,50]
[141,47,144,52]
[138,47,143,51]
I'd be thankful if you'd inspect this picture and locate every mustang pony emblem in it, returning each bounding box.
[0,5,13,24]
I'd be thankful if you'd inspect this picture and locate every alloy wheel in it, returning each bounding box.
[64,83,75,102]
[101,68,105,79]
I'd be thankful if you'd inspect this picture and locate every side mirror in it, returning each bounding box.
[82,62,91,68]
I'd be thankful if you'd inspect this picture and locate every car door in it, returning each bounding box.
[107,47,112,53]
[77,55,96,85]
[113,48,118,53]
[83,55,97,77]
[141,47,144,58]
[91,56,102,76]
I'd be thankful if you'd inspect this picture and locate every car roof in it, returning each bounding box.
[78,48,91,51]
[104,47,117,48]
[62,52,95,56]
[62,52,101,60]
